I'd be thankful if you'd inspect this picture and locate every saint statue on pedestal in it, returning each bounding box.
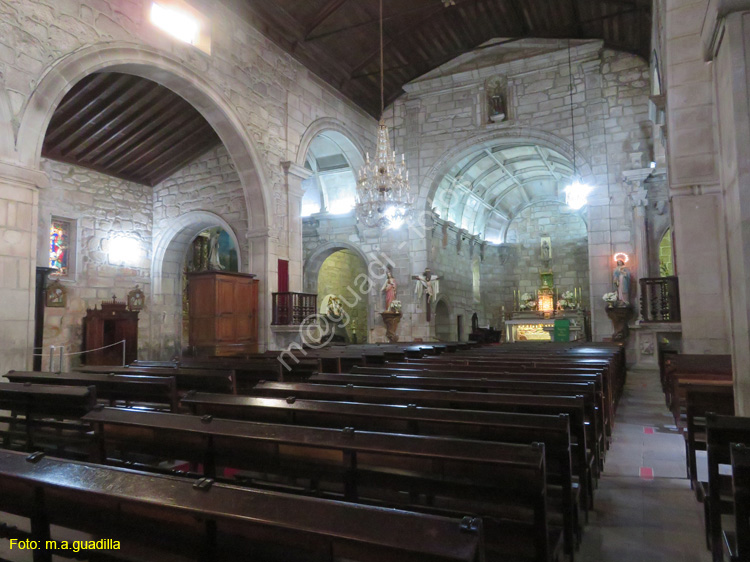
[381,269,398,312]
[613,259,632,305]
[207,232,225,271]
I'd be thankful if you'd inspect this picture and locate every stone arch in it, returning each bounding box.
[0,82,14,159]
[502,197,589,242]
[304,240,375,342]
[434,296,452,341]
[420,127,594,213]
[16,42,270,231]
[296,118,367,169]
[150,211,242,359]
[304,240,371,294]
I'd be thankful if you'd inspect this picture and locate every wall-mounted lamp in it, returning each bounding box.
[107,235,143,266]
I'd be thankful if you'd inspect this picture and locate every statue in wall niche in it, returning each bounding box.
[207,232,225,271]
[613,259,632,306]
[486,76,508,123]
[540,236,552,261]
[381,268,398,312]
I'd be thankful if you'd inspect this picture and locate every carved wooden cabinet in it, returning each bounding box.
[83,298,139,365]
[187,271,259,357]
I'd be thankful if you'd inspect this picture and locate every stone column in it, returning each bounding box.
[0,161,48,375]
[623,168,654,317]
[282,161,313,293]
[246,226,272,351]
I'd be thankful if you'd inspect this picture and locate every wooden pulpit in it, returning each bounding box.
[187,271,259,357]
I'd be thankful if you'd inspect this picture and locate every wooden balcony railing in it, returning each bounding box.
[639,277,681,322]
[272,292,317,325]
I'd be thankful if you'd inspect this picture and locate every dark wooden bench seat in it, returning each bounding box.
[74,366,237,394]
[249,380,594,510]
[0,382,96,453]
[4,371,178,411]
[310,372,604,473]
[0,449,486,562]
[181,391,581,553]
[84,407,560,562]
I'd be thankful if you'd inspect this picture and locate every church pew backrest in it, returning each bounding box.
[729,443,750,562]
[4,371,178,411]
[74,366,237,394]
[682,381,734,489]
[0,449,486,562]
[85,408,556,562]
[706,414,750,562]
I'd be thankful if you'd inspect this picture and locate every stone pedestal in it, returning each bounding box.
[380,312,403,343]
[605,305,634,342]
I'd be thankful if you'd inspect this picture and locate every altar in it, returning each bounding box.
[505,317,584,342]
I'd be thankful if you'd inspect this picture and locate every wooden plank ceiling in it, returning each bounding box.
[232,0,651,117]
[42,72,221,187]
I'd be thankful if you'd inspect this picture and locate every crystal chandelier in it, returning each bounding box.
[356,120,413,228]
[355,0,413,229]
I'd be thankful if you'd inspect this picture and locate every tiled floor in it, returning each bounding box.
[579,367,712,562]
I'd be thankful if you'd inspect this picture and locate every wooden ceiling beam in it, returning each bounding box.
[70,87,173,163]
[140,125,220,185]
[303,0,350,39]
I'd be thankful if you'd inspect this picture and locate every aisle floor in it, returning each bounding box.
[579,367,712,562]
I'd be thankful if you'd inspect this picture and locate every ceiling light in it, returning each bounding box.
[564,179,593,210]
[355,0,414,229]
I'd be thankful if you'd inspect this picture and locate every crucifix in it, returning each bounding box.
[412,268,440,321]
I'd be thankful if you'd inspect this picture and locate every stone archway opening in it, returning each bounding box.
[17,43,271,355]
[315,249,369,344]
[435,299,451,341]
[152,212,241,359]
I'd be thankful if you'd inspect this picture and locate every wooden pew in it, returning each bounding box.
[681,381,734,491]
[181,391,580,553]
[664,354,732,411]
[706,414,750,562]
[75,366,237,394]
[249,380,594,508]
[4,371,178,411]
[310,372,604,473]
[0,382,96,453]
[0,449,486,562]
[84,407,559,562]
[726,443,750,562]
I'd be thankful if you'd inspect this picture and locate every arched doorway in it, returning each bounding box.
[18,43,270,355]
[659,228,674,276]
[435,299,451,341]
[316,249,369,343]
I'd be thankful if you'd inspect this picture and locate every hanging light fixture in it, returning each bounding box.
[563,40,593,210]
[355,0,414,229]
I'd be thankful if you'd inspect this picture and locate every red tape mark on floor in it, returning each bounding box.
[639,467,654,480]
[643,427,655,435]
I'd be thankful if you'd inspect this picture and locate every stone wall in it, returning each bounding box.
[317,249,368,343]
[37,158,152,368]
[0,0,379,364]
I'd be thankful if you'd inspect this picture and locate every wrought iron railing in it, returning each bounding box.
[272,292,317,325]
[639,277,681,322]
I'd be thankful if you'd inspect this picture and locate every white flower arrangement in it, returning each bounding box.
[519,292,537,311]
[557,299,569,309]
[389,300,402,313]
[520,293,533,301]
[602,292,617,304]
[562,290,575,301]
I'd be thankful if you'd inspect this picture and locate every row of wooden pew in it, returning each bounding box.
[660,353,750,562]
[0,341,624,562]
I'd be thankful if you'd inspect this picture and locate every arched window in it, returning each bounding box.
[302,132,362,217]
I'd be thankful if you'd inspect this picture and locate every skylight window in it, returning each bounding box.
[149,1,211,54]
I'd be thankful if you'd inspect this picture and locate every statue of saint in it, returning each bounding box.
[613,259,632,305]
[541,239,551,260]
[381,269,398,312]
[208,232,224,271]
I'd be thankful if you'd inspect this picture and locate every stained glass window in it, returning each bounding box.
[49,219,71,276]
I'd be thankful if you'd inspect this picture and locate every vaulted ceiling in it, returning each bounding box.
[42,72,222,187]
[232,0,652,117]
